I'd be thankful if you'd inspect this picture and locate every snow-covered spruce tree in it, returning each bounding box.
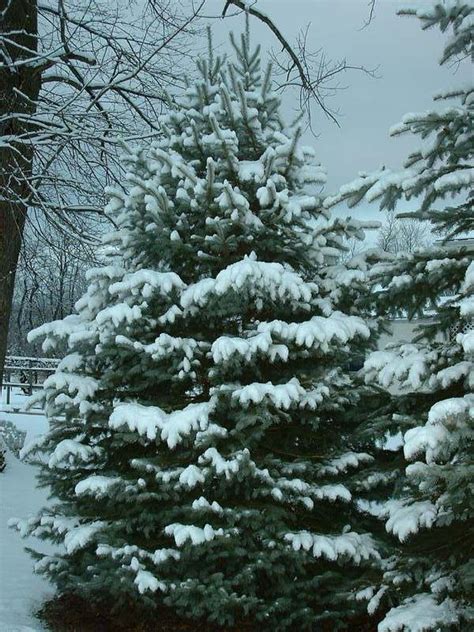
[14,26,383,630]
[326,2,473,630]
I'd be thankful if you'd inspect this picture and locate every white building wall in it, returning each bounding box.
[377,318,445,350]
[378,319,424,349]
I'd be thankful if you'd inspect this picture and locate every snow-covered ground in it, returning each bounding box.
[1,389,53,631]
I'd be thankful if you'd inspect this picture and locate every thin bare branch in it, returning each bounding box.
[220,0,376,125]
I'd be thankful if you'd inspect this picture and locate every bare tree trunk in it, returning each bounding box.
[0,0,40,386]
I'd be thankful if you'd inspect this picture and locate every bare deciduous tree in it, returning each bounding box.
[0,0,205,379]
[377,210,432,254]
[339,236,368,263]
[8,219,95,356]
[219,0,376,125]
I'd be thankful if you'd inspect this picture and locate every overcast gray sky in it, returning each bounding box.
[213,0,471,219]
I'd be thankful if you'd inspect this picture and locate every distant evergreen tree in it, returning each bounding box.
[326,2,473,629]
[15,23,383,630]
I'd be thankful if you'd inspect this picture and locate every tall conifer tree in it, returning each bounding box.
[327,3,473,629]
[15,24,382,629]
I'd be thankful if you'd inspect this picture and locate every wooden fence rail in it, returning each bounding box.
[1,356,60,409]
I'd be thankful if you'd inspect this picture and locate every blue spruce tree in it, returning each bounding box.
[327,2,473,629]
[15,24,384,630]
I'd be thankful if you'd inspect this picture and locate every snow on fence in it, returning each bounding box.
[1,356,60,411]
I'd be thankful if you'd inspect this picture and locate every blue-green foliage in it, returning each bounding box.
[327,3,474,630]
[15,23,383,630]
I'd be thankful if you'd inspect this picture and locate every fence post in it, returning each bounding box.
[28,358,33,395]
[6,368,11,406]
[2,355,60,412]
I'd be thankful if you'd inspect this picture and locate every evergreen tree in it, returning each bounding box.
[15,25,382,630]
[326,2,473,629]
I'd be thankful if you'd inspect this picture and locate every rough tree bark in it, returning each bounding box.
[0,0,40,386]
